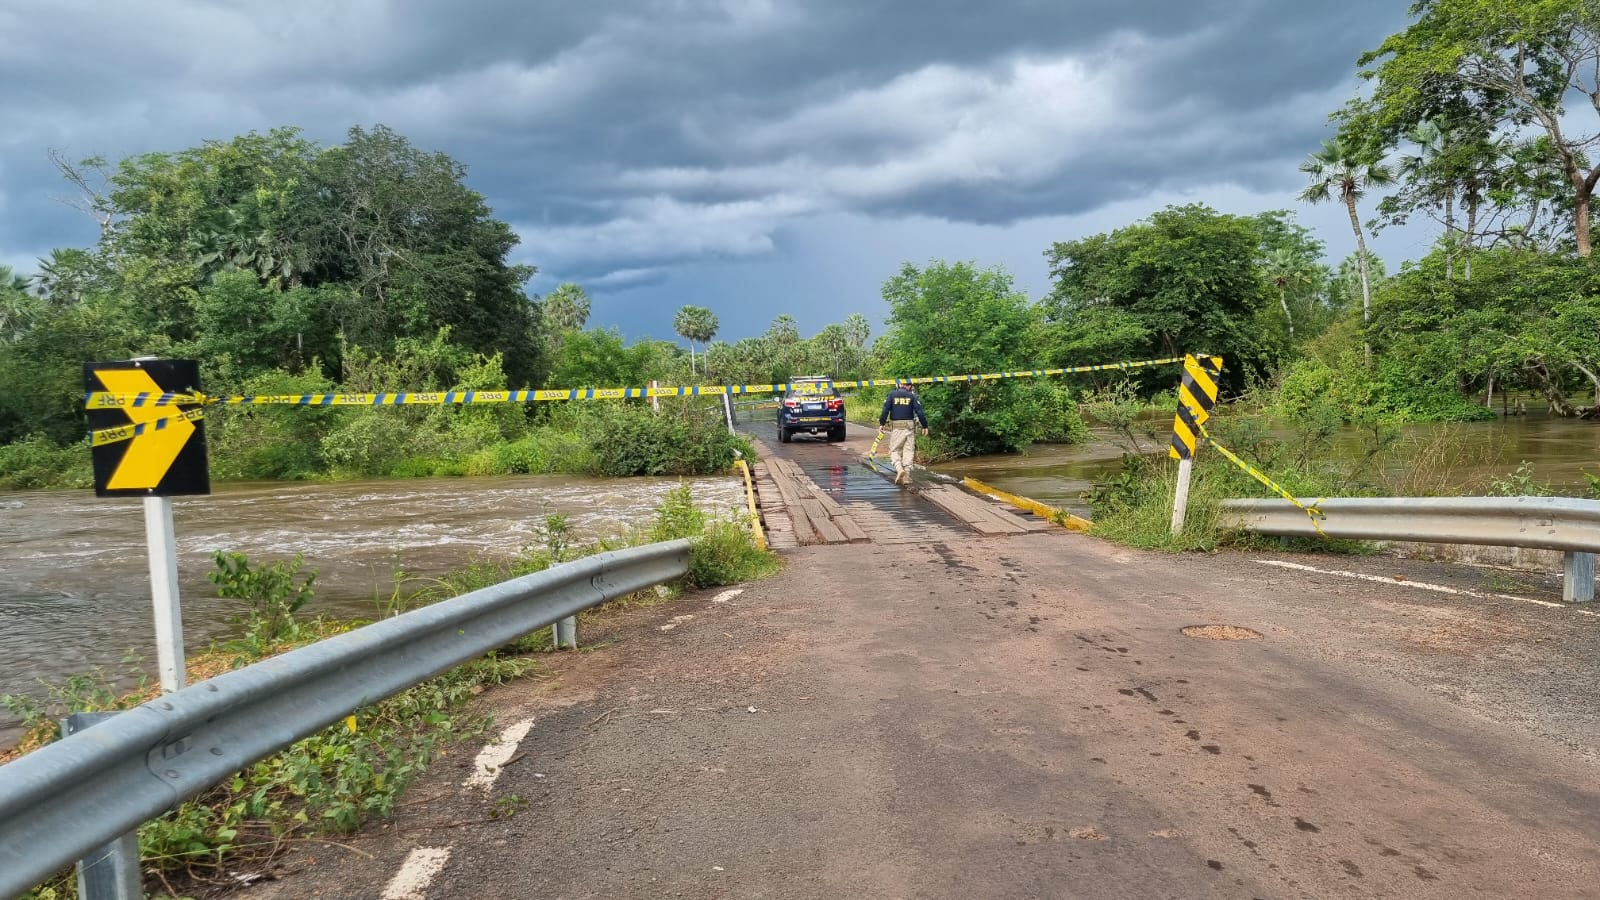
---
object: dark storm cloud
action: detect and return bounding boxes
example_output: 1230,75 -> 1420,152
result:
0,0 -> 1410,318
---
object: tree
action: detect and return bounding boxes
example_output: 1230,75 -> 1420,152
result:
543,283 -> 591,333
0,266 -> 40,342
813,323 -> 851,376
1043,205 -> 1277,390
844,312 -> 871,350
1299,137 -> 1393,347
1262,249 -> 1314,339
673,305 -> 718,374
882,261 -> 1081,454
1255,211 -> 1333,341
1353,0 -> 1600,255
41,126 -> 544,384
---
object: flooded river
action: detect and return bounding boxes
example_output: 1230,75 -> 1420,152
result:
0,474 -> 741,737
939,414 -> 1600,518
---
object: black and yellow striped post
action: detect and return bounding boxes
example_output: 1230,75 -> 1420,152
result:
1168,354 -> 1223,535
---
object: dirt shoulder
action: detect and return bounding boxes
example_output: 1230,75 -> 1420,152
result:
244,532 -> 1599,899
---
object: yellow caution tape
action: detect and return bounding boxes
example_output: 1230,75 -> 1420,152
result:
81,356 -> 1189,413
85,391 -> 207,410
1194,420 -> 1327,537
89,406 -> 206,448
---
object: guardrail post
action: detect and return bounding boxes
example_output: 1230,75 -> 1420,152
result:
553,615 -> 578,649
63,713 -> 142,900
1564,551 -> 1596,603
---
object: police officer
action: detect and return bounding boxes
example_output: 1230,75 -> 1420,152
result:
878,378 -> 929,485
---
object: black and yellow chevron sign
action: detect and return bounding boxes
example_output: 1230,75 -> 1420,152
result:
1168,354 -> 1223,460
84,359 -> 211,497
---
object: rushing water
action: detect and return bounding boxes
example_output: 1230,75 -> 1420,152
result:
938,414 -> 1600,518
0,474 -> 742,738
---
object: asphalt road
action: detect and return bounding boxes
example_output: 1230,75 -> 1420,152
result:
242,523 -> 1600,900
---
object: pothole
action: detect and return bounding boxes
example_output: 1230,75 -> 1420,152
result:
1181,624 -> 1263,641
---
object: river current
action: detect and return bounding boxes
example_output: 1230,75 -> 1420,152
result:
0,474 -> 742,738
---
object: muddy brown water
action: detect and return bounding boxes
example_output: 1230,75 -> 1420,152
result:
939,414 -> 1600,517
0,475 -> 741,739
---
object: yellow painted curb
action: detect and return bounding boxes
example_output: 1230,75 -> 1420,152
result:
960,477 -> 1092,533
735,459 -> 768,550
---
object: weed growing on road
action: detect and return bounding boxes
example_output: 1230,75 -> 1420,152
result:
489,793 -> 529,820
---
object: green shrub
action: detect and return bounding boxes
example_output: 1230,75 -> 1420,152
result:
207,370 -> 340,481
210,552 -> 317,656
651,482 -> 707,541
582,404 -> 747,477
688,518 -> 782,586
0,434 -> 92,490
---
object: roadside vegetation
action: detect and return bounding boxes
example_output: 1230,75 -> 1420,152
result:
1,484 -> 775,899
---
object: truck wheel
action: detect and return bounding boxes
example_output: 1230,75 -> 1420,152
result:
828,426 -> 846,442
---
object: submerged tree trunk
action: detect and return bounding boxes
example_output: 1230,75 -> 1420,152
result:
1484,373 -> 1494,410
1572,360 -> 1600,413
1523,359 -> 1580,417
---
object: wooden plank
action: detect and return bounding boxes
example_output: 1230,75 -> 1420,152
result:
833,513 -> 870,543
789,506 -> 817,544
921,486 -> 1027,535
801,499 -> 847,543
946,488 -> 1033,533
769,470 -> 803,507
811,489 -> 847,517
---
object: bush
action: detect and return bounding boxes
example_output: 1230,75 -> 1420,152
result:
582,403 -> 749,477
207,369 -> 340,481
689,518 -> 782,586
0,434 -> 92,490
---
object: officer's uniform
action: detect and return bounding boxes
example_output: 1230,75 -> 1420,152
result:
878,383 -> 928,485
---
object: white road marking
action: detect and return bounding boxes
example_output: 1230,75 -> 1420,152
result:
711,589 -> 744,603
1255,560 -> 1600,617
464,718 -> 535,790
382,847 -> 451,900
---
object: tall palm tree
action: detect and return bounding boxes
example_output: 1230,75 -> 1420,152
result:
543,282 -> 591,332
673,305 -> 719,375
1400,120 -> 1458,280
1299,138 -> 1393,349
1261,249 -> 1313,340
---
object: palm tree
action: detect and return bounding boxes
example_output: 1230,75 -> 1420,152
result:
673,305 -> 719,375
543,282 -> 591,332
0,266 -> 39,341
843,313 -> 871,349
1299,137 -> 1393,351
1400,120 -> 1458,281
1261,249 -> 1312,340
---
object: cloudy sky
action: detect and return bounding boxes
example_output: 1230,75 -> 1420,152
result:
0,0 -> 1427,343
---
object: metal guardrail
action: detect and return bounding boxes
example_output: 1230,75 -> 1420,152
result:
1220,496 -> 1598,603
0,540 -> 691,897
